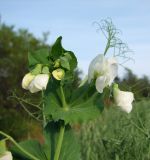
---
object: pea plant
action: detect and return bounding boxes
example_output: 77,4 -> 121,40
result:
0,19 -> 134,160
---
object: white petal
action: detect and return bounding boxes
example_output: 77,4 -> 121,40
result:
88,54 -> 105,82
94,55 -> 106,75
120,104 -> 133,113
106,57 -> 118,86
22,73 -> 35,90
116,90 -> 134,105
88,55 -> 118,87
0,151 -> 13,160
33,74 -> 49,90
28,74 -> 49,93
95,76 -> 106,93
107,57 -> 118,65
28,80 -> 41,93
114,88 -> 134,113
88,55 -> 118,92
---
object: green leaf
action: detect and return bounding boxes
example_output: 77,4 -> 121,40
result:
44,81 -> 104,124
64,52 -> 77,70
0,139 -> 6,155
60,52 -> 77,71
44,79 -> 62,119
50,36 -> 63,60
43,122 -> 81,160
60,57 -> 70,70
50,37 -> 77,71
11,140 -> 47,160
48,93 -> 103,124
28,48 -> 49,68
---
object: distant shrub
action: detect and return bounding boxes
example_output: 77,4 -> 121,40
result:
0,107 -> 42,141
79,100 -> 150,160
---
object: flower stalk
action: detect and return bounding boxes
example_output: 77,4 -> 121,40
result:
54,85 -> 67,160
0,131 -> 39,160
42,90 -> 46,127
54,124 -> 65,160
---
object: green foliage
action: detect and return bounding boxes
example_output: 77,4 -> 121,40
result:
0,23 -> 49,139
11,29 -> 104,160
28,48 -> 50,69
60,56 -> 70,70
61,52 -> 77,71
94,19 -> 131,57
2,21 -> 150,160
50,37 -> 77,71
12,140 -> 47,160
26,35 -> 103,125
48,37 -> 77,71
11,122 -> 81,160
79,100 -> 150,160
28,36 -> 77,78
50,37 -> 63,59
0,23 -> 82,144
43,122 -> 81,160
3,30 -> 82,159
44,80 -> 104,124
0,107 -> 31,140
115,69 -> 150,100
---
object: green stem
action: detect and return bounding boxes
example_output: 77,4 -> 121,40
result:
60,86 -> 68,110
18,98 -> 41,110
20,102 -> 42,122
0,131 -> 39,160
54,86 -> 66,160
54,124 -> 65,160
104,38 -> 111,56
42,90 -> 46,127
10,95 -> 41,110
104,29 -> 112,56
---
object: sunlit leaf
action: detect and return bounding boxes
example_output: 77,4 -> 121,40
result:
11,140 -> 47,160
44,81 -> 103,124
28,48 -> 49,69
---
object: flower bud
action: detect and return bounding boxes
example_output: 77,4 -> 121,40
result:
22,73 -> 35,90
54,59 -> 60,68
0,151 -> 13,160
113,84 -> 134,113
52,68 -> 65,80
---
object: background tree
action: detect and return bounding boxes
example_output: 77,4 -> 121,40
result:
115,68 -> 150,101
0,23 -> 49,140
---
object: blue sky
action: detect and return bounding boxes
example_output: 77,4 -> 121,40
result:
0,0 -> 150,78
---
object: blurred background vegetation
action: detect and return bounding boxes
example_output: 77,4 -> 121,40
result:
80,100 -> 150,160
0,23 -> 49,141
0,22 -> 150,159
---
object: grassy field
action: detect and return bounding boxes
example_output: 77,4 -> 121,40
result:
1,99 -> 150,160
79,100 -> 150,160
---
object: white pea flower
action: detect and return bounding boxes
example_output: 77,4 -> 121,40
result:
88,54 -> 118,93
28,74 -> 50,93
113,84 -> 134,113
0,151 -> 13,160
22,73 -> 35,90
52,68 -> 65,80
